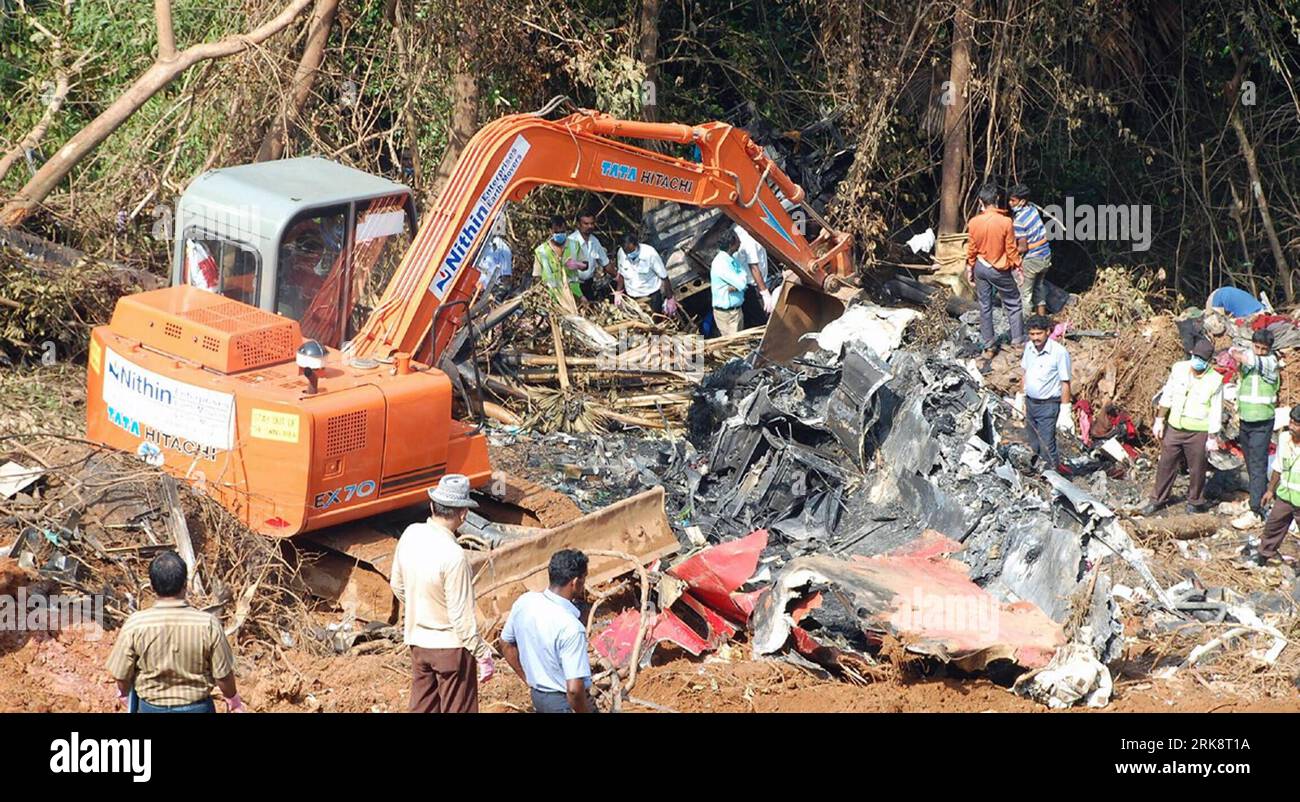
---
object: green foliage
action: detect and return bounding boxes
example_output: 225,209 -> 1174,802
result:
0,0 -> 1297,305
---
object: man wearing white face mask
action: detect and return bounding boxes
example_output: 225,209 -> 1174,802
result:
614,232 -> 677,316
1142,338 -> 1224,516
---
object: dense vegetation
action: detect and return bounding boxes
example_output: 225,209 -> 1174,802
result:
2,0 -> 1299,301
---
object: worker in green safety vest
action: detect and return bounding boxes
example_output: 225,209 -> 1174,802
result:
1229,328 -> 1280,530
1251,405 -> 1300,566
1141,338 -> 1223,516
531,214 -> 584,312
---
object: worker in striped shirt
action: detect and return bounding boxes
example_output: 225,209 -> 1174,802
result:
107,551 -> 244,713
1009,184 -> 1052,318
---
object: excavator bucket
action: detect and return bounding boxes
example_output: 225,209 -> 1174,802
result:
468,486 -> 679,631
298,484 -> 678,627
757,281 -> 849,365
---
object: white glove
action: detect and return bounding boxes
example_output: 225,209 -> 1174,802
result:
1152,418 -> 1165,440
1057,404 -> 1075,434
761,289 -> 774,314
1206,436 -> 1218,452
663,297 -> 679,316
1012,393 -> 1026,417
612,290 -> 625,308
477,657 -> 495,683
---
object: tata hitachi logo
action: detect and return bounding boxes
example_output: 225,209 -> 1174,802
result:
50,732 -> 151,783
106,362 -> 173,405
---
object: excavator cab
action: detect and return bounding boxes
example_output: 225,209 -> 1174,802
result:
172,157 -> 417,348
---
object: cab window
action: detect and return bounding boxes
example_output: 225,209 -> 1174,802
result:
276,207 -> 348,345
182,230 -> 260,305
347,194 -> 415,342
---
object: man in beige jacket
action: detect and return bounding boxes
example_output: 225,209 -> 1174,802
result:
390,474 -> 494,713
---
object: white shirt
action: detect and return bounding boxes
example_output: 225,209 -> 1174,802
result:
475,235 -> 513,288
501,589 -> 592,693
616,244 -> 668,297
389,520 -> 490,658
568,230 -> 609,282
733,225 -> 768,286
1021,338 -> 1072,400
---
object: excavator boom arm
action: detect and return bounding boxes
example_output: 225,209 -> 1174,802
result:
350,109 -> 854,361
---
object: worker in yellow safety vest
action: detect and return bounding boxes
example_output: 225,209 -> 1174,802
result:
1251,406 -> 1300,566
1228,328 -> 1280,530
532,214 -> 584,313
1141,338 -> 1223,516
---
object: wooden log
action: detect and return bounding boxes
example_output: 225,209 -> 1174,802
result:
483,401 -> 522,426
160,475 -> 205,595
484,376 -> 532,402
1128,513 -> 1222,540
549,317 -> 570,391
597,408 -> 670,429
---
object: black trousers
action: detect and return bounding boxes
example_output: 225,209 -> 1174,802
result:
1239,418 -> 1273,516
630,289 -> 664,314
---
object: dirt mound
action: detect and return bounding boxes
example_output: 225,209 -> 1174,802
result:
0,558 -> 32,597
1074,315 -> 1185,428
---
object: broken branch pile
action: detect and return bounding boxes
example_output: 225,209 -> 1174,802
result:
469,286 -> 763,433
0,244 -> 157,363
0,434 -> 311,648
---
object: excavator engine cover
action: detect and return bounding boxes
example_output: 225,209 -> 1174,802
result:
85,285 -> 491,537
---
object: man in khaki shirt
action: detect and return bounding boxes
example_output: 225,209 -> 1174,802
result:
107,551 -> 243,713
391,474 -> 494,713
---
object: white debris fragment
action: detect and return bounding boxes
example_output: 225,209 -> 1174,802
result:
1013,642 -> 1113,709
808,304 -> 921,358
905,227 -> 936,254
0,461 -> 44,499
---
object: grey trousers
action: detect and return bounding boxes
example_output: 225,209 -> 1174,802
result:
1025,396 -> 1061,467
1150,426 -> 1209,506
1261,496 -> 1297,558
1019,254 -> 1052,315
530,688 -> 574,713
974,261 -> 1024,350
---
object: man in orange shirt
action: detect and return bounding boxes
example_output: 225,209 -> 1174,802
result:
966,184 -> 1024,371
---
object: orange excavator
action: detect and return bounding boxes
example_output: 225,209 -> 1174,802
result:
84,103 -> 855,593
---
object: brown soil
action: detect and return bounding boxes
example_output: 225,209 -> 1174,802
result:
5,617 -> 1295,713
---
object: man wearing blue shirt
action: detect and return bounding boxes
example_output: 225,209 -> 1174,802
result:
710,230 -> 747,336
1021,315 -> 1073,474
1206,286 -> 1265,318
1009,184 -> 1052,318
500,549 -> 594,713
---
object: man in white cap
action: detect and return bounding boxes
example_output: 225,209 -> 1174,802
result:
390,474 -> 494,713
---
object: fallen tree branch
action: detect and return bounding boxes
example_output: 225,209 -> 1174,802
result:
1,0 -> 316,226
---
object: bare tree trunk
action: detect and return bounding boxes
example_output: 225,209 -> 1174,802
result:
256,0 -> 340,162
1,0 -> 315,227
1230,110 -> 1293,302
938,0 -> 974,235
387,0 -> 422,187
638,0 -> 663,215
432,13 -> 480,198
432,71 -> 478,195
